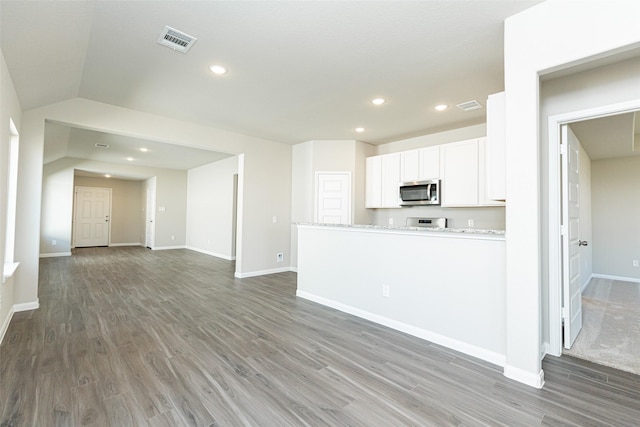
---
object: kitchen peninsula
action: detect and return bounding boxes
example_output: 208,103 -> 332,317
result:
296,223 -> 506,366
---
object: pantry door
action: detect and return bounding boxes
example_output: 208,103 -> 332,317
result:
315,172 -> 352,225
74,186 -> 111,247
561,125 -> 583,349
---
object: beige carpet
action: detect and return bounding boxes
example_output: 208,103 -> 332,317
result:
563,278 -> 640,376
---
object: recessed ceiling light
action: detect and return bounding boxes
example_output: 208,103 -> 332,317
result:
126,157 -> 134,161
140,147 -> 148,152
209,65 -> 228,75
435,104 -> 448,111
355,127 -> 365,133
371,98 -> 386,106
105,174 -> 111,178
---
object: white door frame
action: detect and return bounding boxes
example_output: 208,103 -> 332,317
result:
547,98 -> 640,356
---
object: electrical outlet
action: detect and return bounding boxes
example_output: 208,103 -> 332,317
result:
276,253 -> 284,262
272,216 -> 278,224
171,235 -> 175,241
52,240 -> 57,246
633,260 -> 639,267
388,218 -> 394,226
382,284 -> 390,297
467,219 -> 474,228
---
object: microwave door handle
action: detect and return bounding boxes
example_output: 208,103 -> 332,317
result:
427,183 -> 432,200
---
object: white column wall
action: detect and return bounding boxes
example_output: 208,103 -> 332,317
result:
504,1 -> 640,387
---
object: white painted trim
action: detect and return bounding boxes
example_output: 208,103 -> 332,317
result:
3,262 -> 19,283
0,306 -> 15,345
109,243 -> 144,247
592,273 -> 640,284
289,266 -> 298,273
235,267 -> 293,279
152,245 -> 186,251
185,246 -> 235,261
547,98 -> 640,358
296,290 -> 507,368
14,300 -> 39,312
504,365 -> 545,389
581,273 -> 595,292
39,252 -> 72,258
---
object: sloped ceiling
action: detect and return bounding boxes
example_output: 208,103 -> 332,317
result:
1,0 -> 542,151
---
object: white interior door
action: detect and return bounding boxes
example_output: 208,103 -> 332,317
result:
315,172 -> 352,224
562,125 -> 583,348
74,186 -> 111,247
145,183 -> 156,248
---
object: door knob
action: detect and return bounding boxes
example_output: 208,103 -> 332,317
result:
578,240 -> 588,246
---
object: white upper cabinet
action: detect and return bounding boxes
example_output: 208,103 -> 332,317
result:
418,146 -> 440,180
366,152 -> 401,208
381,153 -> 401,208
365,156 -> 382,208
400,146 -> 440,183
441,139 -> 479,207
486,91 -> 506,201
400,149 -> 420,182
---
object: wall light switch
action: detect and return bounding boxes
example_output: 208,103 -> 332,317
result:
272,216 -> 278,224
158,206 -> 166,212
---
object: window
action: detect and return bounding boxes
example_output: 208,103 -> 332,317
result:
3,118 -> 19,282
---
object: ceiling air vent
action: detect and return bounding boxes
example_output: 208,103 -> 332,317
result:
94,143 -> 110,149
456,100 -> 483,112
157,26 -> 197,53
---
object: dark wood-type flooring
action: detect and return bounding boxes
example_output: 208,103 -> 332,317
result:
1,247 -> 639,426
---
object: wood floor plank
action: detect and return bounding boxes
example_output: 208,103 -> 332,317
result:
1,247 -> 639,426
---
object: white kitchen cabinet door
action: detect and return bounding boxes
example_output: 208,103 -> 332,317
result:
486,92 -> 506,201
479,138 -> 505,207
365,155 -> 382,208
381,152 -> 401,208
441,139 -> 479,207
419,145 -> 440,180
400,149 -> 420,182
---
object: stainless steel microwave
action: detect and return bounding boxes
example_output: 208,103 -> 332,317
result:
399,179 -> 440,206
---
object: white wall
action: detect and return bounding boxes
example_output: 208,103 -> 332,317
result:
376,123 -> 486,154
186,156 -> 239,260
0,50 -> 23,341
504,0 -> 640,387
297,225 -> 506,365
290,140 -> 375,268
591,156 -> 640,280
40,157 -> 187,255
74,176 -> 143,246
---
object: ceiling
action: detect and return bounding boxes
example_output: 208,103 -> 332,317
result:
571,112 -> 640,161
0,0 -> 545,174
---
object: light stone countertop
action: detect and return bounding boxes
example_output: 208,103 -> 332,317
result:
296,222 -> 505,236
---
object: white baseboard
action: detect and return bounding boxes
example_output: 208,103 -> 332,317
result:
581,273 -> 595,292
504,364 -> 545,389
185,246 -> 235,261
109,243 -> 143,247
14,300 -> 39,312
0,306 -> 14,345
0,299 -> 39,345
235,267 -> 293,278
592,273 -> 640,283
289,266 -> 298,273
39,252 -> 71,258
296,290 -> 507,368
152,245 -> 186,251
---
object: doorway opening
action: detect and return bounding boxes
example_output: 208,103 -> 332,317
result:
548,99 -> 640,375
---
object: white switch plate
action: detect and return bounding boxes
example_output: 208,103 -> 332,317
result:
272,216 -> 278,224
388,218 -> 394,226
382,284 -> 390,297
468,219 -> 474,227
276,253 -> 284,262
633,260 -> 638,267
